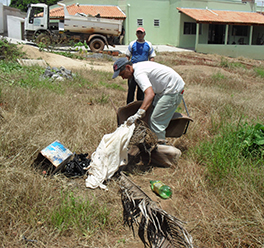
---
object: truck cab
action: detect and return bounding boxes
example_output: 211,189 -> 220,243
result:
24,3 -> 49,41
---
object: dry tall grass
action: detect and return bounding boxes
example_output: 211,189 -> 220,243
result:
0,49 -> 264,247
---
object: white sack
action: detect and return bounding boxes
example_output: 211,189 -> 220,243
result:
85,122 -> 135,190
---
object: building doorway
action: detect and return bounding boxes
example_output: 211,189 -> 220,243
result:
208,24 -> 225,44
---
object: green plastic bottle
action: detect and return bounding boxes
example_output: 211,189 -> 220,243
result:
150,180 -> 172,199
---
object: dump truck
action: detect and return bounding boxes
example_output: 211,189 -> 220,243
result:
24,2 -> 123,52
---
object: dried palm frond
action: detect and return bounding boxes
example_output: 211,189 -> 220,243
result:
128,119 -> 158,165
119,172 -> 193,248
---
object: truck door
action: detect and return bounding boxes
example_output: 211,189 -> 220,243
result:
25,5 -> 48,32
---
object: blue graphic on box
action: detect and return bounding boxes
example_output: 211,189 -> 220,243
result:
41,141 -> 73,167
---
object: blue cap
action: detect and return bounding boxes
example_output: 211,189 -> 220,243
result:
112,57 -> 128,79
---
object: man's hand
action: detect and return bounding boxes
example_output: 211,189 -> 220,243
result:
126,109 -> 146,126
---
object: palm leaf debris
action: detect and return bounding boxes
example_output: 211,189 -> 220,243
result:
127,119 -> 158,166
119,172 -> 193,248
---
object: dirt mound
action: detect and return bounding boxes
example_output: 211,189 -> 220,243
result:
19,44 -> 114,72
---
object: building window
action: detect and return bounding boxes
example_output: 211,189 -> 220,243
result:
154,19 -> 160,27
137,19 -> 143,26
184,22 -> 202,35
232,25 -> 248,36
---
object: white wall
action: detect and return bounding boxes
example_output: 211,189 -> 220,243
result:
0,3 -> 3,34
0,0 -> 11,6
7,15 -> 24,40
1,5 -> 26,35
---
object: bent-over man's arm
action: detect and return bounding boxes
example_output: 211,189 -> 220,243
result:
140,87 -> 155,111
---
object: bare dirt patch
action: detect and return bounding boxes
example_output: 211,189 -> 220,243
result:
20,44 -> 114,72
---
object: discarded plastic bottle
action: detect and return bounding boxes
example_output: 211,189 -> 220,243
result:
150,180 -> 172,199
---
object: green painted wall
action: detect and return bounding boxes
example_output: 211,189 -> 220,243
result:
125,0 -> 170,44
197,43 -> 264,60
178,14 -> 198,48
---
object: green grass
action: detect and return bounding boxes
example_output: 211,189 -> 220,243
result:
50,190 -> 110,234
211,71 -> 225,81
99,81 -> 125,90
254,67 -> 264,78
220,57 -> 245,69
0,61 -> 67,93
93,92 -> 109,104
191,120 -> 264,195
0,60 -> 22,71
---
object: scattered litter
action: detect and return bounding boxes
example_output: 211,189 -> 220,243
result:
61,153 -> 91,178
39,66 -> 75,81
32,140 -> 73,175
22,235 -> 38,243
32,141 -> 91,178
85,122 -> 135,190
120,172 -> 193,248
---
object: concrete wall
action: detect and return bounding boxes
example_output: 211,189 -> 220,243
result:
178,14 -> 199,48
197,43 -> 264,60
0,3 -> 4,34
7,15 -> 24,40
125,0 -> 170,45
0,4 -> 26,35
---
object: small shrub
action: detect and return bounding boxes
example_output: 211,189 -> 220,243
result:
0,60 -> 22,73
236,122 -> 264,158
74,41 -> 89,50
0,37 -> 25,61
37,42 -> 49,52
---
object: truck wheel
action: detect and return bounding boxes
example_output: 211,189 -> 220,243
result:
89,38 -> 105,53
35,34 -> 51,46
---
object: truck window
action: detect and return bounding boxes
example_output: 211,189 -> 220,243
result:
29,7 -> 44,24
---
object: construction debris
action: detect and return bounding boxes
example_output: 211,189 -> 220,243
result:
17,58 -> 47,67
40,66 -> 74,81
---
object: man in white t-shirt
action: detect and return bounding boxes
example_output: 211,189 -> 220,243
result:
112,57 -> 185,143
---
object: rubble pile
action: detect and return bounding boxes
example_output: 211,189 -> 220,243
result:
40,66 -> 74,81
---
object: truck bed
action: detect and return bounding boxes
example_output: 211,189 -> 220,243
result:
63,15 -> 122,36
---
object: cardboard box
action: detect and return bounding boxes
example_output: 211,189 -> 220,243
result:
34,140 -> 73,175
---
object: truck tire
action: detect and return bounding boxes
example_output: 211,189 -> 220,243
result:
35,34 -> 52,46
89,38 -> 105,53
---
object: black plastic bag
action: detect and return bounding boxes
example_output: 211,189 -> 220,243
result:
62,153 -> 91,178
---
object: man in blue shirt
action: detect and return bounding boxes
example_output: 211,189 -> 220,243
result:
125,27 -> 156,104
